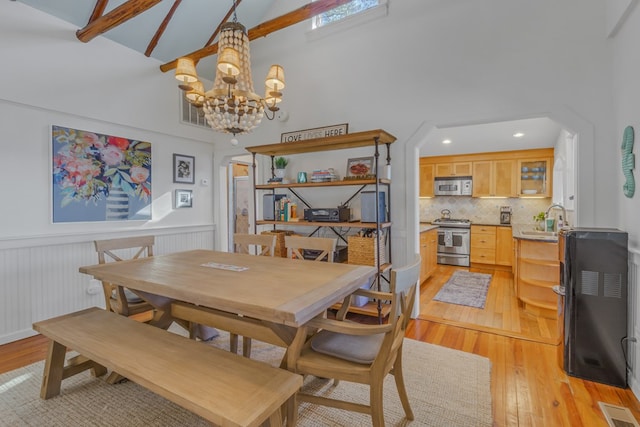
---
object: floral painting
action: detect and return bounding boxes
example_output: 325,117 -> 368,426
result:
52,125 -> 152,222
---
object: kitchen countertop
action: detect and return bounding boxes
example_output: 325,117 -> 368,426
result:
511,224 -> 559,242
470,222 -> 512,227
419,223 -> 439,233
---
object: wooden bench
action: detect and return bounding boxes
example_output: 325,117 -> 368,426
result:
33,307 -> 302,427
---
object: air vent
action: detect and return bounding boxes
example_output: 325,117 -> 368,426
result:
580,270 -> 599,296
180,94 -> 211,129
599,402 -> 640,427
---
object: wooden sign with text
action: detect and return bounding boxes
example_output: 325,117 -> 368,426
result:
281,123 -> 348,143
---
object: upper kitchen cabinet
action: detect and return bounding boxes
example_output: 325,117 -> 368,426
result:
472,159 -> 517,197
518,158 -> 552,197
435,162 -> 472,177
419,160 -> 434,197
421,148 -> 554,198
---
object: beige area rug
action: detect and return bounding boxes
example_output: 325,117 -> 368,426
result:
0,330 -> 492,426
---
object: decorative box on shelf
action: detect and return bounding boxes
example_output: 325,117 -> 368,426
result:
347,234 -> 387,266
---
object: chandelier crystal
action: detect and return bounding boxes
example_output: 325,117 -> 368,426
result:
174,2 -> 285,138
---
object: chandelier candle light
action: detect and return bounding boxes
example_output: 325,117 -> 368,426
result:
174,1 -> 285,145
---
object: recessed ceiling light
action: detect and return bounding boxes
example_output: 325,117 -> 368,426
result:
442,139 -> 452,144
513,132 -> 525,138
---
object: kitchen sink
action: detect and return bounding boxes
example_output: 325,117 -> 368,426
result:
520,230 -> 557,237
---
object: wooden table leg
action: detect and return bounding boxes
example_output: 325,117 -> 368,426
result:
40,340 -> 66,399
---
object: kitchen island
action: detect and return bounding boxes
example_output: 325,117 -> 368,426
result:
512,224 -> 560,319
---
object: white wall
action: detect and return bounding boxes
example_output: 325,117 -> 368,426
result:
2,0 -> 636,356
224,0 -> 619,263
0,2 -> 220,343
609,0 -> 640,397
0,2 -> 217,240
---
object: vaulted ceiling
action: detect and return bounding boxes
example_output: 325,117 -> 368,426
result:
15,0 -> 351,75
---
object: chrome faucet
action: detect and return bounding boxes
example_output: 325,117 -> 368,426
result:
545,203 -> 567,229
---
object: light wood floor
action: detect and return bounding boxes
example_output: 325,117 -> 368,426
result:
1,267 -> 640,426
419,264 -> 559,344
411,264 -> 640,426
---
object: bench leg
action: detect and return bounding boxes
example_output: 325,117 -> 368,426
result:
242,336 -> 252,358
230,333 -> 239,353
40,340 -> 66,399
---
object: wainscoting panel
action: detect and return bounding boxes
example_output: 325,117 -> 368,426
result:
629,248 -> 640,400
0,226 -> 215,345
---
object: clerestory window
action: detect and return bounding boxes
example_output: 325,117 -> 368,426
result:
312,0 -> 380,29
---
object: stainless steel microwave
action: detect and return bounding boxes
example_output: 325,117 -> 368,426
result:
434,176 -> 472,196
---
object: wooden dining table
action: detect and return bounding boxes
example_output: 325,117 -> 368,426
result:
79,249 -> 376,359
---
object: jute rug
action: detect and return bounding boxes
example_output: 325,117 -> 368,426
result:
0,330 -> 492,426
433,271 -> 493,309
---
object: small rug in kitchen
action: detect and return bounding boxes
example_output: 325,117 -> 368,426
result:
433,270 -> 493,309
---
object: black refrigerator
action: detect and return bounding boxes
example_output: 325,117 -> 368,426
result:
559,227 -> 628,388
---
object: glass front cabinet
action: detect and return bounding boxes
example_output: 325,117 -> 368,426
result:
517,158 -> 552,197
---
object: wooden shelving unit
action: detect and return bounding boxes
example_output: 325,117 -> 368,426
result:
246,129 -> 396,321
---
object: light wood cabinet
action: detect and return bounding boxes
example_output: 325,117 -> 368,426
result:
435,162 -> 472,177
515,238 -> 559,318
419,161 -> 434,197
472,160 -> 517,197
470,225 -> 513,268
420,148 -> 554,198
470,225 -> 496,265
517,158 -> 552,197
419,228 -> 438,283
495,226 -> 513,266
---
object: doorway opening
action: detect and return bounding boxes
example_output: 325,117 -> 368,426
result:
226,157 -> 252,252
411,114 -> 580,344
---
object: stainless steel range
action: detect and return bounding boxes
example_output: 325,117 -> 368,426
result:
432,218 -> 471,267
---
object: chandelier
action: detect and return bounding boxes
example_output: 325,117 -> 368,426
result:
174,1 -> 285,141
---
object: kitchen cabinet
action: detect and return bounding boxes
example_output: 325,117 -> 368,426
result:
435,162 -> 472,177
517,158 -> 552,197
419,228 -> 438,283
420,148 -> 554,198
495,226 -> 513,266
470,225 -> 496,265
419,161 -> 434,197
472,160 -> 517,197
470,225 -> 513,268
245,129 -> 395,319
514,238 -> 559,318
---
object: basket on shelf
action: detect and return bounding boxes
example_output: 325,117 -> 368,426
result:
347,234 -> 387,266
261,230 -> 295,258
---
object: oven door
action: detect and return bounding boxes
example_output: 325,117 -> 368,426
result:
437,228 -> 470,255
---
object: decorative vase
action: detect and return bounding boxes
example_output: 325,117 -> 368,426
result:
274,169 -> 286,179
106,184 -> 129,221
536,220 -> 546,231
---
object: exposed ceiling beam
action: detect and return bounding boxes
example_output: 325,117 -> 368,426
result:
76,0 -> 162,43
159,0 -> 353,73
145,0 -> 182,57
88,0 -> 109,24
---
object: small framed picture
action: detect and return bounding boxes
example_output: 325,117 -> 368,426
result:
173,154 -> 195,184
175,189 -> 193,208
346,156 -> 375,178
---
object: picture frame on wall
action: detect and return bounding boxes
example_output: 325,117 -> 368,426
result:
175,189 -> 193,208
173,154 -> 195,184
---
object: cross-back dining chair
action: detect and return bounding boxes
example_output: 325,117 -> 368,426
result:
231,233 -> 277,358
233,233 -> 277,257
289,256 -> 421,427
94,236 -> 157,320
284,235 -> 337,262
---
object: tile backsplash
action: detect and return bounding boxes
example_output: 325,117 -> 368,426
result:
420,197 -> 557,225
